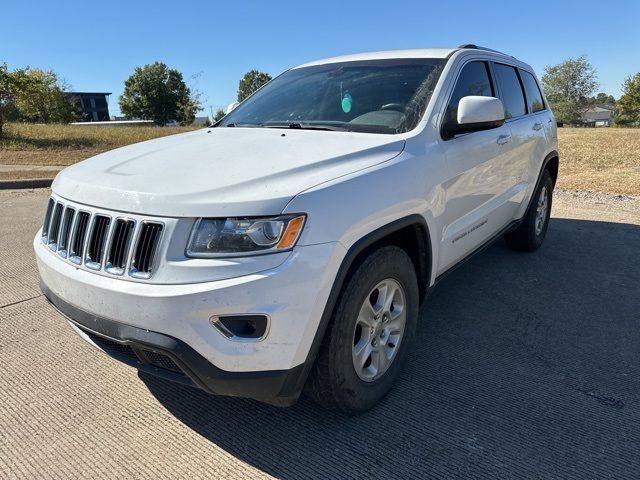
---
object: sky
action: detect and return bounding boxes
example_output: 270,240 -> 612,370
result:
3,0 -> 639,117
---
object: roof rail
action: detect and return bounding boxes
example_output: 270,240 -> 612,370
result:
457,44 -> 513,57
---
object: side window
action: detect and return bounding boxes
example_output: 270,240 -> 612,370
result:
520,70 -> 545,113
444,61 -> 493,126
493,64 -> 526,119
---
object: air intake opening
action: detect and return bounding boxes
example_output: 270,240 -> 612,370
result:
47,203 -> 64,250
130,222 -> 163,278
69,211 -> 90,265
57,207 -> 75,258
42,198 -> 54,241
86,215 -> 111,270
140,350 -> 182,372
211,315 -> 269,340
105,219 -> 135,275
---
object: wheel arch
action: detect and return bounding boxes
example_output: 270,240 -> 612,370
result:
291,214 -> 433,396
337,215 -> 433,304
544,150 -> 559,186
524,150 -> 559,215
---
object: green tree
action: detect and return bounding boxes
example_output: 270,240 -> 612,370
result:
541,56 -> 598,124
10,66 -> 78,124
119,62 -> 201,125
237,70 -> 272,102
0,62 -> 16,136
593,92 -> 616,105
614,73 -> 640,126
213,108 -> 225,122
176,87 -> 201,126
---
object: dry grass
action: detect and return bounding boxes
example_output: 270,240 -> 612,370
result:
557,128 -> 640,196
0,170 -> 63,181
1,123 -> 639,195
0,123 -> 199,166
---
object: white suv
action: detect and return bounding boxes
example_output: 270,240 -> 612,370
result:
35,45 -> 558,413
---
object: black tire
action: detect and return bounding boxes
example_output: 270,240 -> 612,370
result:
505,169 -> 554,252
305,246 -> 419,413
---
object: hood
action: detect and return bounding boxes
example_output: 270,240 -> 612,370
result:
53,128 -> 405,217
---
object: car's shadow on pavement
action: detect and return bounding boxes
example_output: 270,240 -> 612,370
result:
141,217 -> 640,479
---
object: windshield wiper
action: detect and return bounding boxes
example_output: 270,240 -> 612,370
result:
224,123 -> 263,128
263,122 -> 350,132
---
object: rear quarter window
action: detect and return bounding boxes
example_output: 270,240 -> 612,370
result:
519,70 -> 545,113
493,63 -> 526,119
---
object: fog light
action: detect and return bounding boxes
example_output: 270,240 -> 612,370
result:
210,314 -> 269,340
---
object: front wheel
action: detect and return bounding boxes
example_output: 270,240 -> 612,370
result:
305,246 -> 419,413
505,169 -> 554,251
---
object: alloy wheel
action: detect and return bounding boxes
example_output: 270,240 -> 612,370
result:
535,185 -> 549,236
351,278 -> 407,382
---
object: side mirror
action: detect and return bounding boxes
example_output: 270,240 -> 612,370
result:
444,96 -> 505,138
226,102 -> 240,114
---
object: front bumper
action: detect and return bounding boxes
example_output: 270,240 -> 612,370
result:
41,282 -> 305,406
35,234 -> 346,405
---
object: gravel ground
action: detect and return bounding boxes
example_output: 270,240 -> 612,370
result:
1,188 -> 639,479
553,189 -> 640,224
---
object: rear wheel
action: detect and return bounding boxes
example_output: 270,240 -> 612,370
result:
505,169 -> 553,251
305,246 -> 419,413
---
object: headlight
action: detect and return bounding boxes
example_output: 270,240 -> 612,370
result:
186,214 -> 306,258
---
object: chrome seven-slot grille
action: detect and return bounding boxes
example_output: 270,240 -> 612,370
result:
41,197 -> 164,279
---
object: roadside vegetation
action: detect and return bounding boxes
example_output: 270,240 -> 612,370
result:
1,54 -> 639,193
0,122 -> 638,195
0,123 -> 199,180
557,128 -> 640,196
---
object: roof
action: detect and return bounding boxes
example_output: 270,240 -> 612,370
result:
293,46 -> 520,69
582,108 -> 614,121
67,92 -> 112,96
589,105 -> 615,112
294,49 -> 457,68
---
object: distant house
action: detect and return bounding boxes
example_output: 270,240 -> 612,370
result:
193,116 -> 211,126
163,117 -> 211,127
68,92 -> 111,122
581,105 -> 615,127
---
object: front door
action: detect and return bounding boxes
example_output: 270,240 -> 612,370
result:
437,60 -> 520,274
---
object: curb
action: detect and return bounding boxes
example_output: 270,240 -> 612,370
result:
0,178 -> 53,190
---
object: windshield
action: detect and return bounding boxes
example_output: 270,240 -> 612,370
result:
219,58 -> 446,134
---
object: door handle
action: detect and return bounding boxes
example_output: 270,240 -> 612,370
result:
533,122 -> 543,131
497,134 -> 512,145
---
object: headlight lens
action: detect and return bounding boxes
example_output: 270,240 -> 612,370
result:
186,214 -> 306,257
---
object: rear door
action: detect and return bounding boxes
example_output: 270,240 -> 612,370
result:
518,68 -> 556,215
492,64 -> 551,221
437,60 -> 516,274
519,68 -> 555,145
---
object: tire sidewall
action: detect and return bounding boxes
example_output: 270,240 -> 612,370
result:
328,246 -> 419,411
528,171 -> 553,249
